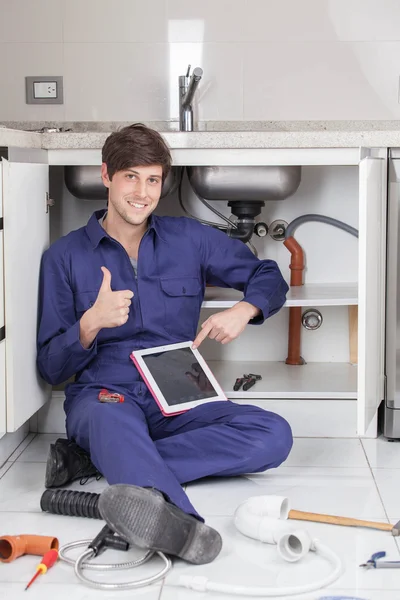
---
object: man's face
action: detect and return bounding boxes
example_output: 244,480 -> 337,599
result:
101,163 -> 163,226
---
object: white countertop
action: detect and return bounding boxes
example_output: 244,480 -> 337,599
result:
0,127 -> 41,149
41,129 -> 400,149
2,121 -> 400,149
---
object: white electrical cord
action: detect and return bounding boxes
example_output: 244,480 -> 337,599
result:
171,539 -> 342,597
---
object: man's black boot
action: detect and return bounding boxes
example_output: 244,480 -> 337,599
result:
45,438 -> 101,488
98,484 -> 222,565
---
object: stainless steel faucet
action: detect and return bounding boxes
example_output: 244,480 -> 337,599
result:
179,65 -> 203,131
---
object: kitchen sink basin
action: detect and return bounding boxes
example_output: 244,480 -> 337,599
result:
187,166 -> 301,202
64,165 -> 181,201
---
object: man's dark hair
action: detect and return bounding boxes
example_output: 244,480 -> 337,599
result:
102,123 -> 172,181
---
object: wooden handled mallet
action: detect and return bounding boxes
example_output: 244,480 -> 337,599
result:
259,496 -> 399,536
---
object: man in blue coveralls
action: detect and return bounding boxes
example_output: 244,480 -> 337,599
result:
37,124 -> 293,565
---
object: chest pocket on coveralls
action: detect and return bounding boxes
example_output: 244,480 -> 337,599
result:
74,291 -> 98,319
160,277 -> 201,337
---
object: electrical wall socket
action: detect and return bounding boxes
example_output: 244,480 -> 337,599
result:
25,76 -> 63,104
34,81 -> 57,99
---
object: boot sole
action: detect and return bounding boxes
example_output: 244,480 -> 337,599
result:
98,484 -> 222,565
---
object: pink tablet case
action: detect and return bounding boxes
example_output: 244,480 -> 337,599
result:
130,352 -> 187,416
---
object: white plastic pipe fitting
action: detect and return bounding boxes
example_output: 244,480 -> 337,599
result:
234,495 -> 312,563
277,530 -> 313,563
235,494 -> 290,520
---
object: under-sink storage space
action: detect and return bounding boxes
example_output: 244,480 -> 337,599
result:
183,165 -> 361,408
0,145 -> 386,438
37,153 -> 384,438
199,305 -> 357,399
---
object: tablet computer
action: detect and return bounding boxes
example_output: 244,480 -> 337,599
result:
130,341 -> 227,416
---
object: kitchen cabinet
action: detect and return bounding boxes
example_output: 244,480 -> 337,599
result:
0,143 -> 388,437
381,152 -> 400,439
0,162 -> 5,440
177,150 -> 386,437
1,152 -> 51,433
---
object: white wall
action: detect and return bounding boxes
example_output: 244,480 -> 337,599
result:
1,0 -> 400,122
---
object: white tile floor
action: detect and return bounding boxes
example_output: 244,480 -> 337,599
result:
1,435 -> 400,600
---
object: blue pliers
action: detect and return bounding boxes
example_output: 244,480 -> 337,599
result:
360,551 -> 400,569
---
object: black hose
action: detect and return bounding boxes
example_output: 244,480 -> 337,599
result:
285,214 -> 358,239
40,489 -> 102,519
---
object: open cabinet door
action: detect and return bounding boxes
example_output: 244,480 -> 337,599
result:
2,159 -> 51,431
0,162 -> 5,438
358,156 -> 387,435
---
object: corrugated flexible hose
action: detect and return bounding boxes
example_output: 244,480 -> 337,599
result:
40,489 -> 102,519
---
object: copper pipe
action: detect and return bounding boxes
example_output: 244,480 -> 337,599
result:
283,236 -> 305,365
0,535 -> 59,563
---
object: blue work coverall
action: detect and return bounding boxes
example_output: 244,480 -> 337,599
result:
37,209 -> 293,518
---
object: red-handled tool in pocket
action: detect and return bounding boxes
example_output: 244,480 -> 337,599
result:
98,389 -> 125,403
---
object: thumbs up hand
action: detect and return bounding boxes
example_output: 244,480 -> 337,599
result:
99,266 -> 112,293
79,267 -> 134,348
91,267 -> 134,329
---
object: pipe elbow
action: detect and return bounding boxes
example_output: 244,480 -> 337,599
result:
227,221 -> 254,243
283,236 -> 304,266
283,236 -> 304,286
0,535 -> 59,563
233,496 -> 313,563
233,495 -> 291,543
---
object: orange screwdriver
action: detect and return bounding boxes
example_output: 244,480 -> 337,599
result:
25,549 -> 58,590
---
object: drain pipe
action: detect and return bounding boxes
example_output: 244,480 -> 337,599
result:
283,236 -> 305,366
285,214 -> 358,240
283,214 -> 359,367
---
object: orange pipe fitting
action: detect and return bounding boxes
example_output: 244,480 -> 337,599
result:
0,535 -> 59,563
283,236 -> 305,366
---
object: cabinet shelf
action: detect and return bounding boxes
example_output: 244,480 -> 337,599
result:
202,283 -> 358,308
208,360 -> 357,399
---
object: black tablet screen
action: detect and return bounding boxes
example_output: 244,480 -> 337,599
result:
142,347 -> 217,406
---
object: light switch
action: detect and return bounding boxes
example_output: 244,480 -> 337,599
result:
25,76 -> 63,104
33,81 -> 57,99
